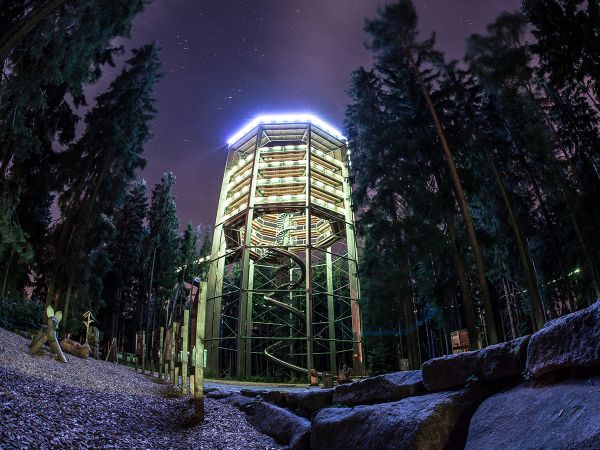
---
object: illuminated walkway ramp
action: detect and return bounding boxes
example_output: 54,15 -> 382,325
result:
204,115 -> 364,380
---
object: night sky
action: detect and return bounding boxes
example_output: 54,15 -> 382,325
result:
115,0 -> 521,228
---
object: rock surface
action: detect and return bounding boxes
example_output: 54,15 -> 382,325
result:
466,375 -> 600,450
240,388 -> 287,406
206,389 -> 232,399
332,370 -> 424,406
253,401 -> 311,450
526,299 -> 600,377
261,390 -> 287,406
422,336 -> 529,391
240,388 -> 268,397
222,392 -> 257,413
286,389 -> 333,412
311,387 -> 491,450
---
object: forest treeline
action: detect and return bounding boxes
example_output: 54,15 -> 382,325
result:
0,1 -> 210,351
347,0 -> 600,372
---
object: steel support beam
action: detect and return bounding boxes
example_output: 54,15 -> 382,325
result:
326,248 -> 337,373
305,125 -> 314,380
237,127 -> 263,378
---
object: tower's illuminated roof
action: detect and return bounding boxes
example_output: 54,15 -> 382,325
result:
226,114 -> 346,146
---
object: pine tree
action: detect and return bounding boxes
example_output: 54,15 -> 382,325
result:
48,44 -> 161,333
178,222 -> 200,308
0,0 -> 147,299
198,225 -> 213,279
144,173 -> 181,336
364,0 -> 499,344
0,0 -> 67,59
346,67 -> 425,368
523,0 -> 600,299
0,197 -> 33,299
101,181 -> 149,346
466,11 -> 600,310
523,0 -> 600,103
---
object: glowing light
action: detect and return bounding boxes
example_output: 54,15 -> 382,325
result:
227,114 -> 346,146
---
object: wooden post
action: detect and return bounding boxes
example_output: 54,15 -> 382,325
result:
142,332 -> 146,374
148,332 -> 153,376
170,322 -> 178,385
181,309 -> 190,395
135,332 -> 142,372
190,372 -> 195,397
159,326 -> 164,379
193,282 -> 207,423
164,326 -> 173,380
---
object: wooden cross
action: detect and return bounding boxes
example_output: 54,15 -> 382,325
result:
83,311 -> 95,344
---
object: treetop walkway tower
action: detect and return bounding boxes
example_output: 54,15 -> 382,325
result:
204,114 -> 363,380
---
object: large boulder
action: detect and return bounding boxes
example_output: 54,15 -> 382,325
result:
261,390 -> 287,407
286,389 -> 333,412
240,389 -> 287,406
222,393 -> 256,413
465,376 -> 600,449
240,388 -> 267,397
311,386 -> 491,450
526,299 -> 600,378
206,389 -> 232,399
332,370 -> 424,406
422,336 -> 529,391
253,401 -> 311,450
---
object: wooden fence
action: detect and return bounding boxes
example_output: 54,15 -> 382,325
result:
130,281 -> 207,421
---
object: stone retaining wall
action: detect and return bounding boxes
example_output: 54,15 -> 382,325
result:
207,299 -> 600,449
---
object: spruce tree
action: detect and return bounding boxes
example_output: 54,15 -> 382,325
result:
145,173 -> 181,336
346,1 -> 501,355
364,0 -> 499,344
101,181 -> 149,346
48,44 -> 161,333
0,0 -> 146,298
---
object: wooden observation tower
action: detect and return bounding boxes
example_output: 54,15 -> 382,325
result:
204,115 -> 363,380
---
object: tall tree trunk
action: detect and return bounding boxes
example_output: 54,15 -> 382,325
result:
482,145 -> 545,329
59,278 -> 73,336
145,247 -> 157,336
404,46 -> 498,344
402,257 -> 422,368
402,292 -> 420,368
111,288 -> 122,341
47,153 -> 111,313
0,0 -> 67,60
444,198 -> 479,349
502,277 -> 518,339
1,247 -> 15,298
496,108 -> 589,300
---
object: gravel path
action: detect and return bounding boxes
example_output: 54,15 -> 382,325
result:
0,327 -> 282,449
